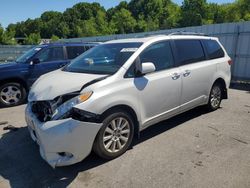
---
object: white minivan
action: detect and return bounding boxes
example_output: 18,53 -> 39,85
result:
25,34 -> 231,168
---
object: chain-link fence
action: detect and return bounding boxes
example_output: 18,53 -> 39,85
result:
0,45 -> 34,63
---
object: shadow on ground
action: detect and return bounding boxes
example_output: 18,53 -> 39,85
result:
0,106 -> 208,188
230,82 -> 250,92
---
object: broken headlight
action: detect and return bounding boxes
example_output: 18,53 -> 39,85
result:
51,91 -> 93,120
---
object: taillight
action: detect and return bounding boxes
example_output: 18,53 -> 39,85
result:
228,59 -> 233,65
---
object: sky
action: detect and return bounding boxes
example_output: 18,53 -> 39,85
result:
0,0 -> 235,28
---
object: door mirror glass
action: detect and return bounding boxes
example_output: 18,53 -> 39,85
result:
140,62 -> 156,75
30,58 -> 40,65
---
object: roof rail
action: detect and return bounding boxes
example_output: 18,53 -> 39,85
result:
168,31 -> 207,36
53,41 -> 102,45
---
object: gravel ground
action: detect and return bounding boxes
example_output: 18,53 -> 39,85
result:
0,89 -> 250,188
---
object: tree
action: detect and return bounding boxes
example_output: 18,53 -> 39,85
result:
0,25 -> 17,45
110,8 -> 137,34
0,24 -> 4,42
77,19 -> 99,37
3,0 -> 250,40
107,1 -> 129,21
135,15 -> 148,32
159,2 -> 181,29
180,0 -> 207,27
40,11 -> 66,38
11,21 -> 26,37
237,0 -> 250,20
51,35 -> 60,42
24,33 -> 41,45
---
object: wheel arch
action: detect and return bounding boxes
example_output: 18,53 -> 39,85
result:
212,77 -> 228,99
100,104 -> 140,138
0,77 -> 28,91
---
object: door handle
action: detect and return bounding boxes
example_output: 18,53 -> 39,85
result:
183,70 -> 191,77
171,73 -> 181,80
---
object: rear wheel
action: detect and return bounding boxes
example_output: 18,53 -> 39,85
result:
93,111 -> 134,159
207,83 -> 222,111
0,82 -> 27,107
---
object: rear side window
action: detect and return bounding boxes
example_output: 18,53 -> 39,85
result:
35,47 -> 64,63
203,40 -> 225,59
66,46 -> 92,59
174,40 -> 205,65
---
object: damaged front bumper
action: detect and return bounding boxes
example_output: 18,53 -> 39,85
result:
25,104 -> 102,168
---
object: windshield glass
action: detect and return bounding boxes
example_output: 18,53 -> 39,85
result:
63,42 -> 142,74
16,46 -> 43,63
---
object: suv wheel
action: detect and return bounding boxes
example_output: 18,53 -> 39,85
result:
93,111 -> 134,159
207,83 -> 222,111
0,82 -> 27,107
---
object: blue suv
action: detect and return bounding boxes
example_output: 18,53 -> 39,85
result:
0,42 -> 99,107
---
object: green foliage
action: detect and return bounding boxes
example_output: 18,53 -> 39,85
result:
0,25 -> 4,42
110,8 -> 137,34
180,0 -> 206,27
51,35 -> 60,41
0,0 -> 249,43
159,2 -> 181,29
0,24 -> 17,45
24,33 -> 41,45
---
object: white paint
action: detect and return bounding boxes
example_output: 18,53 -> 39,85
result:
25,35 -> 231,167
120,48 -> 138,52
28,69 -> 107,101
25,104 -> 102,168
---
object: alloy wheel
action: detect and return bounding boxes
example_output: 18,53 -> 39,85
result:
210,85 -> 221,109
0,85 -> 22,105
102,117 -> 131,153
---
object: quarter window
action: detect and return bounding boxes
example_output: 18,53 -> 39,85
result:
174,40 -> 205,65
203,40 -> 225,59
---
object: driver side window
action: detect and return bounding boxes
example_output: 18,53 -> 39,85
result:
140,41 -> 174,71
35,47 -> 64,63
125,41 -> 174,78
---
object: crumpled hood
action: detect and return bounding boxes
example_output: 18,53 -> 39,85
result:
29,69 -> 107,101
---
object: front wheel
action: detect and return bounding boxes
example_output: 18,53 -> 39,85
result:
206,83 -> 222,111
93,111 -> 134,159
0,82 -> 27,107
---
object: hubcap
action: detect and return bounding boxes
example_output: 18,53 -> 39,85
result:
0,85 -> 21,105
103,117 -> 130,153
210,86 -> 221,108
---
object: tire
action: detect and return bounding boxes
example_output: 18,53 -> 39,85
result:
0,82 -> 27,107
93,110 -> 135,160
206,83 -> 222,111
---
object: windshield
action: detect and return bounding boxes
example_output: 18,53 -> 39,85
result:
63,42 -> 142,74
16,46 -> 44,63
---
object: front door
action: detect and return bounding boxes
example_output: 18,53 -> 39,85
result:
134,41 -> 182,128
28,46 -> 68,86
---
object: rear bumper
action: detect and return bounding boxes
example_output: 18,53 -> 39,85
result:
25,104 -> 102,168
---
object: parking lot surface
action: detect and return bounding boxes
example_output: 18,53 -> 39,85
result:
0,89 -> 250,188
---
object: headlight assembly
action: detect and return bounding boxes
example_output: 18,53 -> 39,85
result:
52,91 -> 93,120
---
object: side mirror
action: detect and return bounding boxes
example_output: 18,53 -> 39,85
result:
30,58 -> 40,65
140,62 -> 156,75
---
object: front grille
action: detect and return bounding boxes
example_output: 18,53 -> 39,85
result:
31,101 -> 53,122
